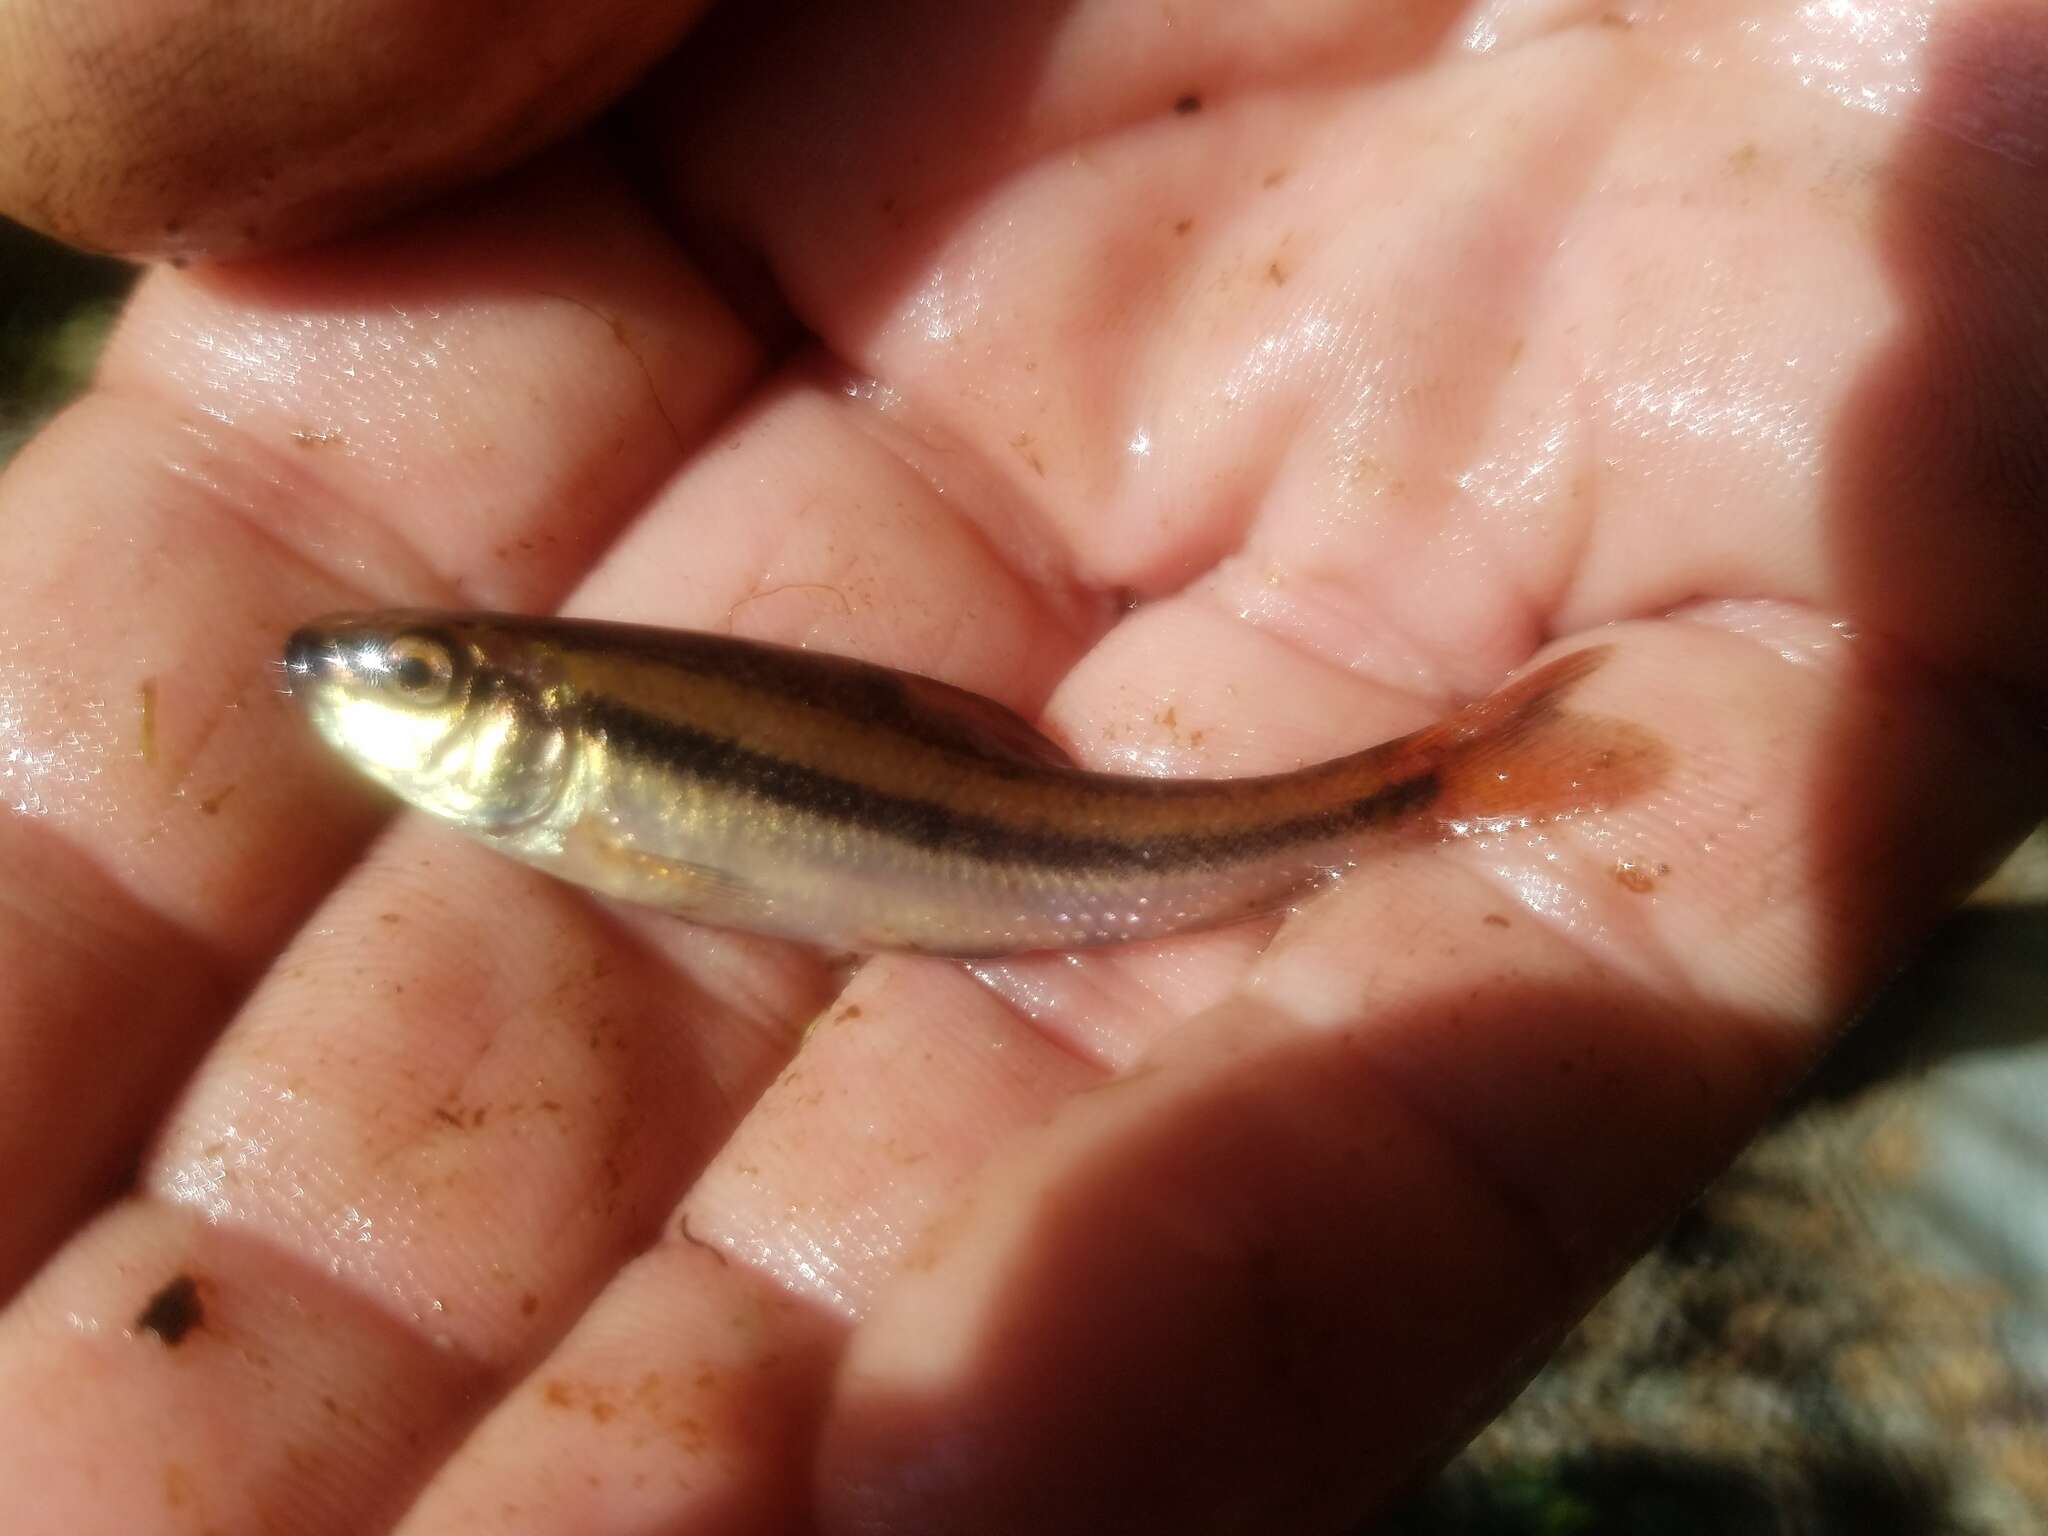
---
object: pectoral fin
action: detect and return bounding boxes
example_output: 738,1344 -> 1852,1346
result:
559,821 -> 781,927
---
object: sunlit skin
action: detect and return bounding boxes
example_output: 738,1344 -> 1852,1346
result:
0,3 -> 2044,1534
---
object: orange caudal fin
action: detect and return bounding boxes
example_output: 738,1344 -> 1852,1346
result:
1407,646 -> 1668,829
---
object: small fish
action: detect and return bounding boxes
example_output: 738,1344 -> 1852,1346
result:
284,612 -> 1663,955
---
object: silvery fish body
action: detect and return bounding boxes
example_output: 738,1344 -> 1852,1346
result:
286,612 -> 1658,955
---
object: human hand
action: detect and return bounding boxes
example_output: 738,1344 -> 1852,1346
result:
1,2 -> 2043,1531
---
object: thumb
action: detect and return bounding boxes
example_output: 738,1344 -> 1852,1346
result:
0,0 -> 708,258
817,627 -> 2043,1534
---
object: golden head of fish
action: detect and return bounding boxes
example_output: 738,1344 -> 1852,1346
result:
284,612 -> 571,830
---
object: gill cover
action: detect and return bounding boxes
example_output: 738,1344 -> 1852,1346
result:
285,615 -> 570,832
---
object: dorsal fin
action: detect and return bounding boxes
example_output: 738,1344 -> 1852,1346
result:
894,673 -> 1078,769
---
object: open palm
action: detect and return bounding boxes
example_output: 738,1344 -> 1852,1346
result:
1,2 -> 2043,1531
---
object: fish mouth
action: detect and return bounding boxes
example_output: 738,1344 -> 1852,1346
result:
282,625 -> 361,708
282,626 -> 329,687
283,614 -> 383,694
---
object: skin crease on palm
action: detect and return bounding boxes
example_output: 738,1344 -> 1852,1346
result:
0,0 -> 2044,1530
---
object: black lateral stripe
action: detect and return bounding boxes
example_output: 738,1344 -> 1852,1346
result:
586,699 -> 1440,872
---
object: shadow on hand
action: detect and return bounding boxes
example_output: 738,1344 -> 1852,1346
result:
820,965 -> 1795,1534
1812,0 -> 2048,1001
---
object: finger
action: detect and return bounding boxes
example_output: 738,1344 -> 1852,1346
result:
818,619 -> 2045,1532
682,956 -> 1107,1317
393,1240 -> 841,1536
377,373 -> 1119,1530
0,0 -> 712,256
562,367 -> 1111,696
0,149 -> 755,1296
1,1204 -> 481,1534
393,957 -> 1096,1535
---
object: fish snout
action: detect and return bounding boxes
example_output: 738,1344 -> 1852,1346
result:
282,625 -> 344,695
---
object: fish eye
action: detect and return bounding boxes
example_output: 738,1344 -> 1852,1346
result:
382,633 -> 457,706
